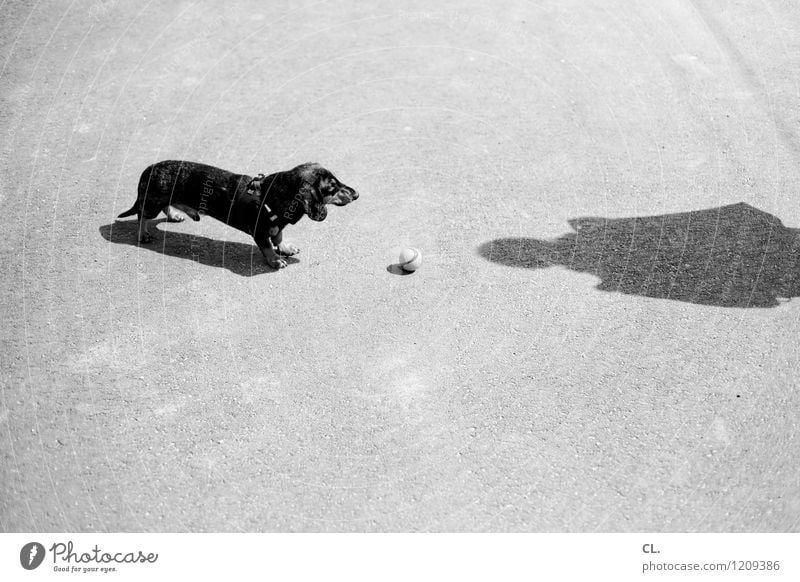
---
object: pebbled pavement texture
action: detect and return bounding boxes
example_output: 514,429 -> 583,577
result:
1,0 -> 799,532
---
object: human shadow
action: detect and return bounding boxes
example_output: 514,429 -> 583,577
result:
478,203 -> 799,308
99,219 -> 299,277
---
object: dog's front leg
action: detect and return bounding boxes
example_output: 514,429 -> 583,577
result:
271,229 -> 300,256
258,238 -> 288,270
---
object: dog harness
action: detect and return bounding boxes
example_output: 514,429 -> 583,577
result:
247,173 -> 281,236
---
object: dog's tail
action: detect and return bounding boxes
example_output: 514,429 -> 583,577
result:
117,203 -> 138,219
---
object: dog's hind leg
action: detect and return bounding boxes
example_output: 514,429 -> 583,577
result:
138,207 -> 161,244
138,219 -> 153,244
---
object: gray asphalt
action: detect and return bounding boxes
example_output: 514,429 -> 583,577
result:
1,0 -> 798,531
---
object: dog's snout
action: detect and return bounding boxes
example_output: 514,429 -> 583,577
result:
332,186 -> 358,205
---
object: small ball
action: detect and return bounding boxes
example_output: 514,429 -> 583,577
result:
399,247 -> 422,272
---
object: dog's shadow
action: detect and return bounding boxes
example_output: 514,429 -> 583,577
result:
99,219 -> 299,277
478,203 -> 800,308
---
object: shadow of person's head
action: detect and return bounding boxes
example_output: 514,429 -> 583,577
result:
478,203 -> 799,308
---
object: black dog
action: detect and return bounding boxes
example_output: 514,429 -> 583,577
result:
117,160 -> 358,269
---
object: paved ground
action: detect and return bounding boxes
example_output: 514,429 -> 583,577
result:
1,0 -> 799,532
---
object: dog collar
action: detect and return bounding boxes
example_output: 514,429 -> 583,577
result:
247,173 -> 281,235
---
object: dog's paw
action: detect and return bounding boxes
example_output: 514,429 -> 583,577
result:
139,233 -> 153,244
277,242 -> 300,256
266,257 -> 288,270
164,207 -> 186,222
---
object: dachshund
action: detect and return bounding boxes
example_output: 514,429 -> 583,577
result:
117,160 -> 358,269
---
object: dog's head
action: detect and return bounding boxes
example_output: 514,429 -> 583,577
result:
294,163 -> 359,222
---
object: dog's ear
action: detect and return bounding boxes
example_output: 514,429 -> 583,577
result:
291,164 -> 331,221
315,170 -> 338,199
301,181 -> 327,221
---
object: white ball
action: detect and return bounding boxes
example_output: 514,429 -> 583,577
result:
399,247 -> 422,272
